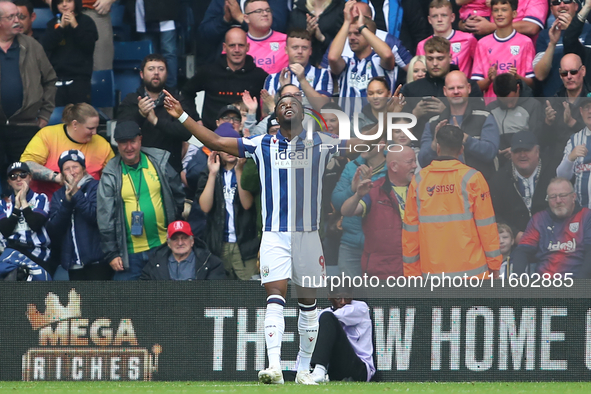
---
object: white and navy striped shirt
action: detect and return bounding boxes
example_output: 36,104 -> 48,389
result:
237,130 -> 344,232
0,190 -> 50,262
264,63 -> 333,97
337,52 -> 397,116
557,127 -> 591,208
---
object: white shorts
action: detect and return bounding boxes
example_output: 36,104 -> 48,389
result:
259,231 -> 326,287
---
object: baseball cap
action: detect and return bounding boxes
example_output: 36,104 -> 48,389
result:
58,149 -> 86,172
511,131 -> 538,151
167,221 -> 193,239
6,162 -> 30,176
216,105 -> 241,120
114,121 -> 142,142
215,122 -> 241,138
267,113 -> 279,133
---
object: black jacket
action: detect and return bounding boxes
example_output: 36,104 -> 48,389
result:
42,13 -> 98,80
564,15 -> 591,87
180,54 -> 268,130
490,157 -> 557,236
195,168 -> 260,262
140,241 -> 226,280
123,0 -> 180,25
289,0 -> 345,67
117,87 -> 193,173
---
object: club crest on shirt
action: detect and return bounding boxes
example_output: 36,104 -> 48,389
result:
270,42 -> 279,51
451,43 -> 461,53
510,45 -> 520,55
570,222 -> 579,233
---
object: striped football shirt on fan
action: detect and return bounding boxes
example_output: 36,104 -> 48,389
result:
264,63 -> 333,96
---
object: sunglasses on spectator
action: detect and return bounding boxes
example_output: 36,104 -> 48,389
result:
246,8 -> 272,15
559,65 -> 583,77
9,172 -> 29,180
551,0 -> 574,5
221,116 -> 241,124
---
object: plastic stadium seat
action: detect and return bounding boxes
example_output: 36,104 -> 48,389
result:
113,40 -> 153,71
48,106 -> 64,126
110,2 -> 131,41
114,71 -> 140,102
91,70 -> 115,108
32,8 -> 54,37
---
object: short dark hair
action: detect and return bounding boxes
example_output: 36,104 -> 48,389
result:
429,0 -> 453,11
368,76 -> 390,91
490,0 -> 518,11
51,0 -> 83,16
141,53 -> 168,73
321,101 -> 342,111
287,28 -> 312,43
13,0 -> 33,16
493,73 -> 518,97
276,83 -> 299,103
436,125 -> 464,154
424,36 -> 450,54
244,0 -> 268,11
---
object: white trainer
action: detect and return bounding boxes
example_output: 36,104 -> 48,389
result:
295,370 -> 319,385
258,366 -> 284,384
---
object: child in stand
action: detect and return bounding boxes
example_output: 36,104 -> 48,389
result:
498,223 -> 515,276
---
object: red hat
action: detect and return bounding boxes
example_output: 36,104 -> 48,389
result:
167,221 -> 193,238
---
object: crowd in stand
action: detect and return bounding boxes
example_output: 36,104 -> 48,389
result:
1,0 -> 591,281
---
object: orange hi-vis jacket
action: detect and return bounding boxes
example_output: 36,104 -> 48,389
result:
402,158 -> 502,278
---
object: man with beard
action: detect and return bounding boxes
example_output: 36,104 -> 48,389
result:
117,54 -> 195,174
512,177 -> 591,278
163,83 -> 389,385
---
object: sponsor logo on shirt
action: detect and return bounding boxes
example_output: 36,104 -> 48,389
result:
547,238 -> 576,253
274,148 -> 310,168
574,163 -> 591,173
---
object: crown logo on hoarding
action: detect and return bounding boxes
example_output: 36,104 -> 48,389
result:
26,289 -> 81,330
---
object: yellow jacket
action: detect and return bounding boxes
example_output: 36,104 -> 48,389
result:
402,158 -> 502,278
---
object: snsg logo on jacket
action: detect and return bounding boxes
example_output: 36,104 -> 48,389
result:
426,184 -> 455,197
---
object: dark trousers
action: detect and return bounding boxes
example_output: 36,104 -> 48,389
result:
0,125 -> 40,196
311,312 -> 368,382
69,263 -> 114,281
55,78 -> 92,106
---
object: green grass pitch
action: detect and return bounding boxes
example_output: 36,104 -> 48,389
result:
1,382 -> 591,394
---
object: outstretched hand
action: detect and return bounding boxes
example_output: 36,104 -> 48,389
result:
163,90 -> 184,118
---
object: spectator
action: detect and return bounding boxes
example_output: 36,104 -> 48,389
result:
21,103 -> 114,199
196,124 -> 259,280
355,76 -> 404,131
512,177 -> 591,278
298,286 -> 375,383
162,85 -> 386,385
418,70 -> 499,180
457,0 -> 490,25
42,0 -> 98,106
97,121 -> 184,281
14,0 -> 37,39
403,125 -> 502,278
140,220 -> 226,280
181,27 -> 268,131
541,53 -> 590,161
401,37 -> 482,141
117,53 -> 193,175
533,0 -> 587,98
124,0 -> 179,88
471,0 -> 535,103
194,124 -> 260,280
243,0 -> 289,75
289,0 -> 344,67
331,124 -> 388,277
486,73 -> 543,166
416,0 -> 477,78
80,0 -> 116,71
564,0 -> 591,87
341,146 -> 416,279
46,149 -> 112,280
490,131 -> 556,244
498,223 -> 514,276
406,55 -> 426,84
328,1 -> 396,115
367,0 -> 432,55
461,0 -> 547,38
0,0 -> 56,180
557,96 -> 591,208
263,29 -> 332,110
197,0 -> 289,65
0,162 -> 51,273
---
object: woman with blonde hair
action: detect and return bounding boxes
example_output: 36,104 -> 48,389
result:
406,55 -> 427,84
20,103 -> 114,199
